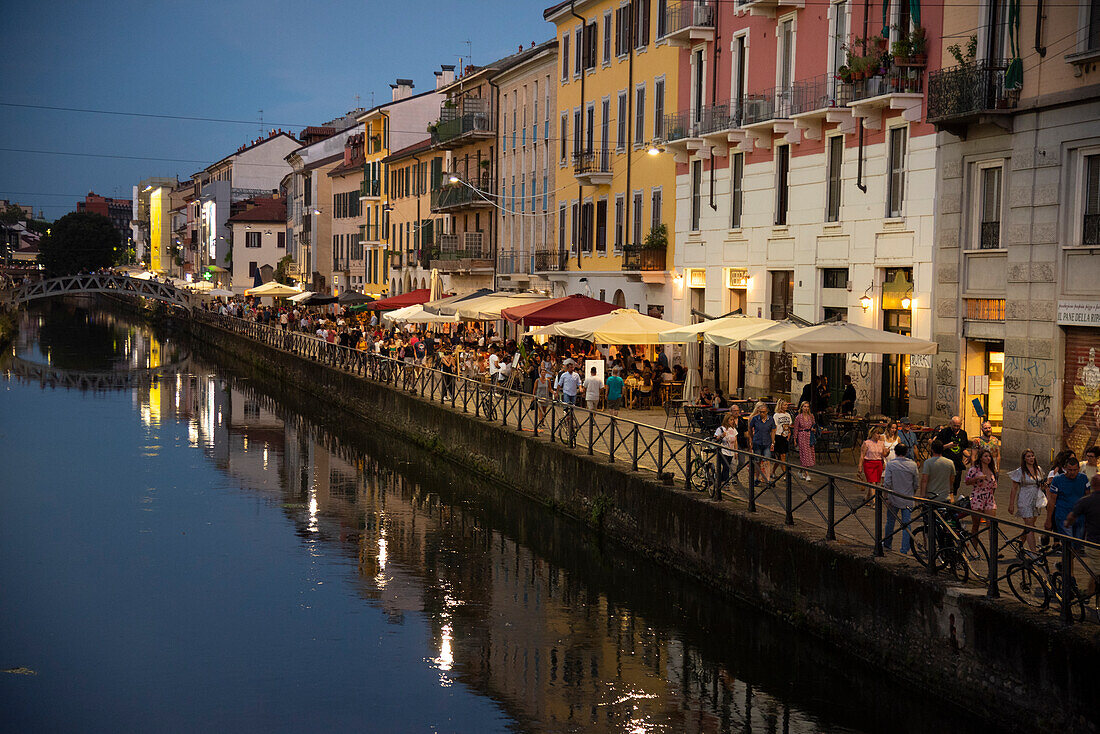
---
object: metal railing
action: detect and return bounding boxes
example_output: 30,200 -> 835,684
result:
497,249 -> 532,275
790,73 -> 852,115
193,308 -> 1100,626
436,231 -> 489,259
431,99 -> 494,147
979,221 -> 1001,249
572,149 -> 612,176
621,244 -> 666,271
847,65 -> 925,103
533,248 -> 569,272
359,224 -> 381,243
663,103 -> 739,143
927,59 -> 1015,122
431,175 -> 494,211
741,87 -> 794,125
360,179 -> 381,198
1084,214 -> 1100,246
662,1 -> 716,35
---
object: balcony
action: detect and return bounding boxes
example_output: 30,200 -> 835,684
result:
621,244 -> 667,272
359,179 -> 381,200
533,248 -> 569,272
359,224 -> 381,244
788,73 -> 854,141
497,249 -> 534,280
431,232 -> 493,273
431,174 -> 495,213
846,66 -> 925,131
572,149 -> 613,186
738,87 -> 796,150
663,104 -> 739,159
927,60 -> 1017,135
430,98 -> 494,150
734,0 -> 804,18
660,1 -> 715,47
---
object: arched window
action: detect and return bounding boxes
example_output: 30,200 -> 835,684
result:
612,289 -> 626,308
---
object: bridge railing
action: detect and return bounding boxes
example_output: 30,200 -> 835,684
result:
3,273 -> 195,310
195,309 -> 1100,625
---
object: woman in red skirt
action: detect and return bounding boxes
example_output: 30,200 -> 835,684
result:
858,426 -> 888,499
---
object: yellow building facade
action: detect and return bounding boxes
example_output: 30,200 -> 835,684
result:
359,111 -> 391,295
543,0 -> 678,315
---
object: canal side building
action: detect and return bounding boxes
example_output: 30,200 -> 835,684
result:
327,133 -> 366,295
493,39 -> 559,293
929,0 -> 1100,460
541,0 -> 680,314
382,137 -> 442,295
226,195 -> 287,292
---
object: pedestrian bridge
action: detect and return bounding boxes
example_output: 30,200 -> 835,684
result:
1,274 -> 194,311
4,354 -> 193,391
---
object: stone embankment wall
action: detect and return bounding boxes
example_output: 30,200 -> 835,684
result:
187,317 -> 1098,733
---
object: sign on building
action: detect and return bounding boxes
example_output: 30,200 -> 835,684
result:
1058,300 -> 1100,327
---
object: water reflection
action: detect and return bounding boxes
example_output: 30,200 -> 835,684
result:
1,304 -> 980,734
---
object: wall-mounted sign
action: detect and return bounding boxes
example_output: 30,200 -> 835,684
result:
1058,300 -> 1100,327
688,269 -> 706,288
727,267 -> 748,288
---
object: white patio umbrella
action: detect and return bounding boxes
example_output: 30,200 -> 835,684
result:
382,305 -> 419,323
527,308 -> 685,344
245,281 -> 302,297
428,268 -> 443,302
658,315 -> 778,346
208,288 -> 234,297
287,290 -> 314,303
390,305 -> 459,324
681,339 -> 700,402
744,321 -> 939,354
455,292 -> 549,320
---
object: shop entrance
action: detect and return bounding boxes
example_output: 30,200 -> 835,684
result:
964,339 -> 1004,436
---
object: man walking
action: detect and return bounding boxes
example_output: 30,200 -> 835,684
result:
583,367 -> 603,412
882,444 -> 921,554
605,367 -> 624,416
555,360 -> 582,405
935,416 -> 969,496
1063,474 -> 1100,611
920,440 -> 957,500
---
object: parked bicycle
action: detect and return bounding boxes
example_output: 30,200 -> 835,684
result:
686,444 -> 723,500
910,494 -> 990,584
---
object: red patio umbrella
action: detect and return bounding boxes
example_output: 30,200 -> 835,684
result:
501,293 -> 618,328
359,288 -> 433,311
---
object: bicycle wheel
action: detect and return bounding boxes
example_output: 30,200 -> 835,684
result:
936,548 -> 970,584
686,457 -> 708,493
1050,572 -> 1088,623
910,525 -> 931,568
958,533 -> 990,583
1006,563 -> 1051,610
704,462 -> 719,500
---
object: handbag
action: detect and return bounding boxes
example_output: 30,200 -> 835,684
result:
1034,489 -> 1048,511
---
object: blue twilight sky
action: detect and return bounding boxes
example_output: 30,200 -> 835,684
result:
0,0 -> 551,220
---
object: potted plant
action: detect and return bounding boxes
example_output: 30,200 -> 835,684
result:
837,64 -> 853,84
891,25 -> 912,65
947,34 -> 977,69
478,159 -> 491,169
644,223 -> 668,250
910,26 -> 928,66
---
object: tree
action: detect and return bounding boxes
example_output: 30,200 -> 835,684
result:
0,204 -> 25,225
274,254 -> 294,285
38,211 -> 120,276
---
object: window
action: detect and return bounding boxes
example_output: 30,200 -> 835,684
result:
731,34 -> 748,109
634,0 -> 650,48
586,103 -> 595,152
651,188 -> 662,232
571,201 -> 579,252
778,17 -> 795,90
978,165 -> 1002,249
543,174 -> 548,211
617,91 -> 628,150
277,231 -> 285,248
632,190 -> 643,245
775,145 -> 790,225
692,48 -> 705,122
730,153 -> 744,228
822,268 -> 848,289
249,261 -> 258,277
634,84 -> 645,146
573,108 -> 583,155
654,78 -> 665,141
596,200 -> 607,253
583,21 -> 598,70
770,270 -> 794,319
575,27 -> 583,76
603,12 -> 612,63
545,82 -> 551,140
887,127 -> 907,217
558,204 -> 567,252
657,0 -> 668,37
614,194 -> 624,251
830,1 -> 848,88
601,98 -> 610,153
690,161 -> 702,231
246,231 -> 261,248
560,113 -> 568,161
562,33 -> 570,80
1085,154 -> 1100,245
616,5 -> 632,56
826,136 -> 843,222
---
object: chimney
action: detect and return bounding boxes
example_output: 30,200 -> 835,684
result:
391,78 -> 414,101
439,65 -> 455,87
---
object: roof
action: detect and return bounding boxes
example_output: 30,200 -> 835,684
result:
382,137 -> 433,164
355,86 -> 444,123
438,41 -> 555,96
328,153 -> 367,177
208,132 -> 299,171
226,197 -> 286,224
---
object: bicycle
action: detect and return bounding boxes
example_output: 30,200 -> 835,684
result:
910,494 -> 990,584
554,400 -> 577,448
1049,555 -> 1100,623
686,444 -> 725,500
1004,541 -> 1055,610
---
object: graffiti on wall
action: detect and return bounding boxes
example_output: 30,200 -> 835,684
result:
935,384 -> 957,418
1005,356 -> 1053,395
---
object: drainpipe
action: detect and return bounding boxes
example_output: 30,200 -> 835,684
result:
709,0 -> 720,211
625,9 -> 635,255
571,1 -> 587,271
856,0 -> 870,193
1034,0 -> 1047,57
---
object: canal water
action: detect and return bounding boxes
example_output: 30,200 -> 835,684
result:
1,303 -> 983,733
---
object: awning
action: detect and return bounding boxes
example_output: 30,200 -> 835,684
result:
527,308 -> 685,344
455,292 -> 550,320
501,294 -> 618,327
423,288 -> 494,315
658,315 -> 779,346
245,282 -> 302,297
744,321 -> 939,354
302,294 -> 338,306
287,290 -> 314,303
358,288 -> 433,311
337,291 -> 374,305
383,304 -> 459,324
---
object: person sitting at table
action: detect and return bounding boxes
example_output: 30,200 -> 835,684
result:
673,364 -> 686,382
714,388 -> 729,410
840,375 -> 857,416
697,386 -> 715,407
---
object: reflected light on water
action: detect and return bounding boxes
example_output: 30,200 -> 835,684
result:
307,485 -> 319,533
435,622 -> 454,675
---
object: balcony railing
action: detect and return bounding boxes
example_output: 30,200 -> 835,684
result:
436,232 -> 489,260
847,65 -> 924,103
359,224 -> 381,243
663,103 -> 740,142
360,179 -> 380,198
661,1 -> 716,36
1085,214 -> 1100,246
497,249 -> 533,275
621,244 -> 667,272
431,175 -> 495,211
742,87 -> 794,125
533,248 -> 569,272
927,59 -> 1016,122
572,149 -> 612,176
979,221 -> 1001,249
790,73 -> 852,115
430,98 -> 494,147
